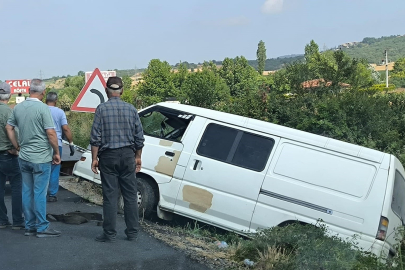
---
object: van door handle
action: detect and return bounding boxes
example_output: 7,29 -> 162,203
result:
193,160 -> 202,170
165,151 -> 175,157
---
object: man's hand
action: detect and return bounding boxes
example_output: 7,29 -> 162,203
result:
135,157 -> 142,173
7,149 -> 19,156
92,159 -> 99,174
52,154 -> 61,165
69,144 -> 75,156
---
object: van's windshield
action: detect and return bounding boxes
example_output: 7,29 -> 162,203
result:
392,170 -> 405,224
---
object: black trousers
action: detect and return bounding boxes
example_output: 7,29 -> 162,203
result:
99,147 -> 138,238
0,153 -> 23,225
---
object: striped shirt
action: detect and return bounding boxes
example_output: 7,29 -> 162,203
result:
90,97 -> 144,154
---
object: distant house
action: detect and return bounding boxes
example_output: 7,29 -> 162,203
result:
301,79 -> 350,89
338,41 -> 360,49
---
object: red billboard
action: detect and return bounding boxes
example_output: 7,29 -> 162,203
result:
6,80 -> 31,94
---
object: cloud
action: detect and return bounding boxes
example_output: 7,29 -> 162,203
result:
261,0 -> 284,14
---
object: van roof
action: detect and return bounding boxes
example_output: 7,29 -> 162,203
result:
155,102 -> 386,164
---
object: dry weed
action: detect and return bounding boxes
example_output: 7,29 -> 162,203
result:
255,246 -> 291,270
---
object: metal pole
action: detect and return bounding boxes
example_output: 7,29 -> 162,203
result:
385,50 -> 389,88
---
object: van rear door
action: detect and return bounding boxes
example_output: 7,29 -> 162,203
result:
382,156 -> 405,251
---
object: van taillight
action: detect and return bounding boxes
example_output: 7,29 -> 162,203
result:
376,216 -> 389,241
80,157 -> 86,161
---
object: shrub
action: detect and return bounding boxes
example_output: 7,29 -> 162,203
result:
66,112 -> 94,148
231,222 -> 390,270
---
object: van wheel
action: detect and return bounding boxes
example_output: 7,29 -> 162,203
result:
117,176 -> 157,219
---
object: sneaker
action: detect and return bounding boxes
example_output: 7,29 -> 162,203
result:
12,224 -> 25,230
47,196 -> 58,202
25,229 -> 37,236
36,228 -> 61,238
95,234 -> 116,243
0,221 -> 12,229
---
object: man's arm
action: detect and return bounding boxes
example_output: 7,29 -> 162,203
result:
135,149 -> 142,173
133,109 -> 144,173
62,125 -> 73,143
91,146 -> 99,174
5,124 -> 19,150
62,124 -> 75,156
90,107 -> 102,174
46,129 -> 61,164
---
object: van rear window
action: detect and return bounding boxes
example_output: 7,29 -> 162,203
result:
392,171 -> 405,222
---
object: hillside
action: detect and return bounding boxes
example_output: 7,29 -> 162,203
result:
240,35 -> 405,71
342,35 -> 405,63
43,34 -> 405,81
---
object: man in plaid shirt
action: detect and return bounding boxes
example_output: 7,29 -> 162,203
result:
90,77 -> 144,242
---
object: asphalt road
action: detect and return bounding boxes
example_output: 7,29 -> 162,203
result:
0,187 -> 210,270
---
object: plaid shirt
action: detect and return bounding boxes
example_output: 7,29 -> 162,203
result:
90,97 -> 144,154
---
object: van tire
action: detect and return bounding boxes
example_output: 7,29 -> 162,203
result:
117,175 -> 157,219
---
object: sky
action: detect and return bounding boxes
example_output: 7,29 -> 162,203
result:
1,0 -> 405,80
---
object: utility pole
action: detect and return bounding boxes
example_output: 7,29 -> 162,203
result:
385,50 -> 389,88
39,70 -> 43,80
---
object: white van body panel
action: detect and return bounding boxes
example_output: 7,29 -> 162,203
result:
173,118 -> 280,232
72,102 -> 405,257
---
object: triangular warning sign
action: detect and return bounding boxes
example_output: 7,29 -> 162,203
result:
71,68 -> 108,113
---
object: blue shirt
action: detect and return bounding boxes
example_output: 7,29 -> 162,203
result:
90,97 -> 144,154
48,106 -> 68,147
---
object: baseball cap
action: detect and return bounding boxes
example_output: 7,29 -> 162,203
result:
106,77 -> 123,90
0,82 -> 11,94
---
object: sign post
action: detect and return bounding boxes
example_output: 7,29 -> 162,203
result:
71,68 -> 109,113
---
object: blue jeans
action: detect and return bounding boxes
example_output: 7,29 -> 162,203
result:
0,152 -> 24,225
18,158 -> 51,232
48,146 -> 62,197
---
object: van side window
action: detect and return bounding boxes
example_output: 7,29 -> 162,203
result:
139,107 -> 192,142
232,132 -> 275,171
197,124 -> 238,162
197,123 -> 274,171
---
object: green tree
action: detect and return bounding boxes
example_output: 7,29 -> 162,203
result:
180,65 -> 229,109
58,94 -> 72,111
77,71 -> 85,76
304,40 -> 322,79
64,75 -> 85,89
137,59 -> 176,106
121,75 -> 136,104
219,56 -> 258,97
173,63 -> 188,91
392,58 -> 405,76
121,75 -> 133,90
391,58 -> 405,88
256,40 -> 266,75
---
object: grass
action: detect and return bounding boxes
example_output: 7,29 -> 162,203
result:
166,219 -> 405,270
